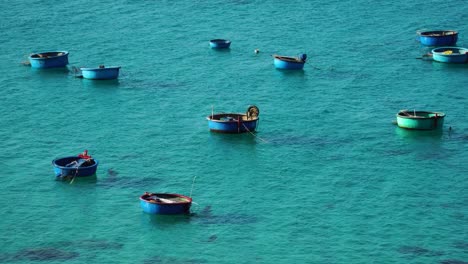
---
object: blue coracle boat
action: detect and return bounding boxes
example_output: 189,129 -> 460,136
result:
80,65 -> 121,80
140,192 -> 192,215
209,39 -> 231,49
273,54 -> 307,70
207,105 -> 259,133
28,51 -> 69,68
417,30 -> 458,46
52,150 -> 98,178
396,110 -> 445,130
431,47 -> 468,64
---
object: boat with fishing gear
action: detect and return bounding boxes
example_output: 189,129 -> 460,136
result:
396,110 -> 445,130
80,65 -> 121,80
273,54 -> 307,69
209,39 -> 231,49
140,192 -> 192,214
431,47 -> 468,63
207,105 -> 259,133
417,30 -> 458,46
28,51 -> 69,69
52,150 -> 99,179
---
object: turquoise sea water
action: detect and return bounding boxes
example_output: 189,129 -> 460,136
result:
1,0 -> 467,263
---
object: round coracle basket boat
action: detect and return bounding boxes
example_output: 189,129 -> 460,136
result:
417,30 -> 458,46
140,192 -> 192,215
396,110 -> 445,130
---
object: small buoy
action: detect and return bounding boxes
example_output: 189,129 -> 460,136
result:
254,49 -> 260,54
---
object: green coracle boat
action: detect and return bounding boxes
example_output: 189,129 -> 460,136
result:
396,110 -> 445,130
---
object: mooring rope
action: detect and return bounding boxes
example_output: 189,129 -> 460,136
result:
242,122 -> 268,143
70,167 -> 79,184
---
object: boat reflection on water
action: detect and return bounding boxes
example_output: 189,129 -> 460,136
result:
145,213 -> 191,227
81,78 -> 120,88
395,126 -> 444,141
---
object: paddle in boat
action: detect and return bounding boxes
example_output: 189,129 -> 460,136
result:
431,47 -> 468,64
207,105 -> 259,133
417,30 -> 458,46
209,39 -> 231,49
396,110 -> 445,130
140,192 -> 192,215
273,54 -> 307,70
80,65 -> 121,80
28,51 -> 69,69
52,150 -> 99,179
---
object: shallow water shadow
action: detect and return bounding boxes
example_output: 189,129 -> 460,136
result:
97,175 -> 163,189
107,168 -> 118,177
453,241 -> 468,250
191,205 -> 257,225
268,134 -> 350,148
397,245 -> 444,257
143,255 -> 207,264
0,247 -> 79,262
127,79 -> 186,91
440,260 -> 468,264
75,239 -> 124,250
49,238 -> 123,251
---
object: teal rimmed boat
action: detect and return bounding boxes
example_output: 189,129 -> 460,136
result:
396,110 -> 445,130
431,47 -> 468,64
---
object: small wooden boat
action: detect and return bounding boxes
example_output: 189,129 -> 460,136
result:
273,54 -> 307,70
396,110 -> 445,130
52,150 -> 98,178
417,30 -> 458,46
431,47 -> 468,64
207,105 -> 259,133
140,192 -> 192,215
80,65 -> 121,80
209,39 -> 231,49
28,51 -> 69,68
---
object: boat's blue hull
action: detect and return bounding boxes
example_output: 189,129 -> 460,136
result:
209,39 -> 231,49
432,47 -> 468,64
140,200 -> 191,214
29,51 -> 69,68
207,116 -> 258,133
274,57 -> 305,70
80,67 -> 120,80
52,156 -> 98,177
418,30 -> 458,46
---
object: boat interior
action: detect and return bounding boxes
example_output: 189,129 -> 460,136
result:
209,113 -> 257,121
54,157 -> 95,168
420,30 -> 456,36
434,48 -> 465,55
210,39 -> 230,43
274,55 -> 303,63
398,111 -> 440,118
31,52 -> 65,58
142,193 -> 190,203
